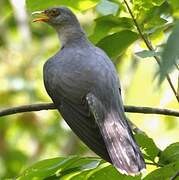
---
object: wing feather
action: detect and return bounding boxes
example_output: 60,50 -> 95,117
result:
57,97 -> 111,163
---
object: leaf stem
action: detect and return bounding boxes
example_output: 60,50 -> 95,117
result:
145,162 -> 163,167
175,63 -> 179,71
171,171 -> 179,180
123,0 -> 179,103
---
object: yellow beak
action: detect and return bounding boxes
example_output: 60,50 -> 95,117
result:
32,11 -> 49,22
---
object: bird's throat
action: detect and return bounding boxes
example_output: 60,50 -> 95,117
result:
56,24 -> 87,47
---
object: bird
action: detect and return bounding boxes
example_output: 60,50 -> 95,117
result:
32,6 -> 146,176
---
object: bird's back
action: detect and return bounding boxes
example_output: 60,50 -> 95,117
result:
43,41 -> 118,162
43,41 -> 119,104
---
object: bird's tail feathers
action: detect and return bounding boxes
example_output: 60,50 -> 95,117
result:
86,93 -> 146,176
97,109 -> 145,176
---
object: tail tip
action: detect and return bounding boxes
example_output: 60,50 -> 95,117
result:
116,167 -> 146,177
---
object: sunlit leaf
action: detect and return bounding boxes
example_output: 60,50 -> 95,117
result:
152,0 -> 166,6
159,143 -> 179,165
159,20 -> 179,83
18,157 -> 67,179
133,0 -> 167,26
89,15 -> 133,43
135,132 -> 161,162
135,50 -> 161,58
133,0 -> 165,12
144,17 -> 167,32
60,163 -> 121,180
86,164 -> 141,180
97,30 -> 138,58
143,161 -> 179,180
26,0 -> 100,11
96,0 -> 119,15
18,156 -> 101,179
177,74 -> 179,97
168,0 -> 179,17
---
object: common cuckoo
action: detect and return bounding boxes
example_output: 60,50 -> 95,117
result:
33,7 -> 145,175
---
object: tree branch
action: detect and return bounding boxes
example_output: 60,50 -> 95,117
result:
125,105 -> 179,116
0,103 -> 179,117
123,0 -> 179,103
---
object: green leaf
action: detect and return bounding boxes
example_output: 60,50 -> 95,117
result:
159,20 -> 179,83
135,50 -> 161,58
26,0 -> 100,11
68,163 -> 141,180
97,30 -> 138,58
18,157 -> 66,179
89,15 -> 133,44
134,132 -> 161,162
144,17 -> 167,32
133,0 -> 165,14
63,163 -> 118,180
86,164 -> 141,180
168,0 -> 179,16
152,0 -> 166,6
133,0 -> 167,28
168,0 -> 179,8
18,156 -> 101,180
96,0 -> 119,15
159,142 -> 179,165
143,161 -> 179,180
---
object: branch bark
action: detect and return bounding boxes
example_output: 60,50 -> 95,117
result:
0,103 -> 179,117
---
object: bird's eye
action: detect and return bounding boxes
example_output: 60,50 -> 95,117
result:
50,9 -> 61,17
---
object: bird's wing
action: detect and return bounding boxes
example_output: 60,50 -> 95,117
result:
43,56 -> 112,162
86,93 -> 145,176
56,96 -> 111,163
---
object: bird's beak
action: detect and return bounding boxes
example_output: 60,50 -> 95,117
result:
32,11 -> 49,23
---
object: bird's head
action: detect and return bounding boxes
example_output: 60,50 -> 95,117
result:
32,7 -> 79,28
32,6 -> 86,46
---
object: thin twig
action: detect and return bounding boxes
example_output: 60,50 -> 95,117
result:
123,0 -> 179,103
145,162 -> 163,167
128,118 -> 146,134
0,103 -> 179,117
175,63 -> 179,71
171,171 -> 179,180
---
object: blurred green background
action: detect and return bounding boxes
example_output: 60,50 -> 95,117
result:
0,0 -> 178,178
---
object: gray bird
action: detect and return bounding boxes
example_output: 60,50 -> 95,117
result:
33,7 -> 145,175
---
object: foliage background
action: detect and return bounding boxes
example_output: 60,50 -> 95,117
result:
0,0 -> 178,179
